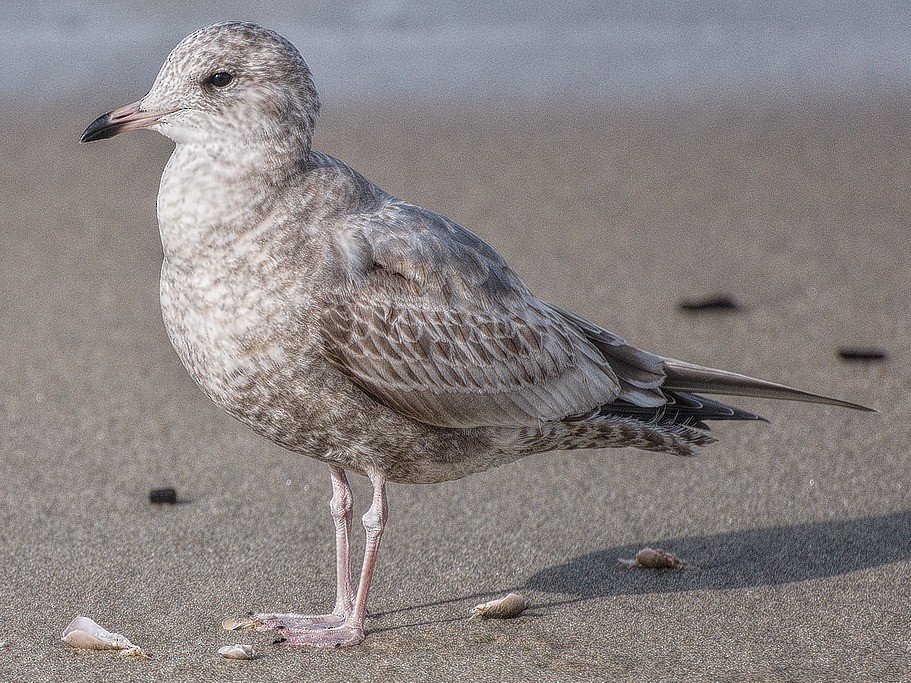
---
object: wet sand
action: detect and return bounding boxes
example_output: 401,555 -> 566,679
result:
0,95 -> 908,681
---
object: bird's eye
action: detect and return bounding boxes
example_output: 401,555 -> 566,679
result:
206,72 -> 234,87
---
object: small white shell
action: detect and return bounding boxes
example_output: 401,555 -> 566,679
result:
469,593 -> 529,621
618,547 -> 685,570
61,616 -> 147,658
221,615 -> 257,631
218,643 -> 256,660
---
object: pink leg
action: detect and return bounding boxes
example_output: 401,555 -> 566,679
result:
329,466 -> 355,617
278,473 -> 388,647
231,466 -> 355,634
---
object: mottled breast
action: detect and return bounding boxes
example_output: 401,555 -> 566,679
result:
156,142 -> 309,419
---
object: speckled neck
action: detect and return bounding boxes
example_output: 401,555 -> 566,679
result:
157,138 -> 307,265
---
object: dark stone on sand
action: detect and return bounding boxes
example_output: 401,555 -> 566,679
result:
677,294 -> 743,313
149,487 -> 178,504
837,347 -> 888,362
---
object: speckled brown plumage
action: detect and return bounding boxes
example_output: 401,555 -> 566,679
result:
81,21 -> 871,647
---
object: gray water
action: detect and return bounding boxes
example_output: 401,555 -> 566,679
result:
3,1 -> 911,105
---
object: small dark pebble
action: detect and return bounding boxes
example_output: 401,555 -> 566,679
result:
149,487 -> 178,504
677,294 -> 743,313
837,347 -> 888,362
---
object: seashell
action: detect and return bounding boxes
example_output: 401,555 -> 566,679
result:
61,616 -> 147,657
618,547 -> 685,570
218,643 -> 256,660
469,593 -> 529,621
221,615 -> 257,631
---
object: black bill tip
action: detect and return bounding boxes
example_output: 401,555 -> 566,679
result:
80,112 -> 120,143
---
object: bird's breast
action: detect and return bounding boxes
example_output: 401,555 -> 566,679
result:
159,251 -> 296,410
156,143 -> 302,401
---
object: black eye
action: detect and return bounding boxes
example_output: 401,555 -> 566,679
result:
206,72 -> 233,87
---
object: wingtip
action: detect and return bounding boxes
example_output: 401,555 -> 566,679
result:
821,397 -> 877,413
661,358 -> 876,414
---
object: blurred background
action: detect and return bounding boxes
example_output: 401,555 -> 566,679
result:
5,0 -> 911,106
2,3 -> 908,681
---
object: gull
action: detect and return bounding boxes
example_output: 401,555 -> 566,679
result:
81,21 -> 872,648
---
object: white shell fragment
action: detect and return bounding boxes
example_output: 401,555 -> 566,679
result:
221,615 -> 258,631
218,643 -> 256,660
618,547 -> 685,570
469,593 -> 529,621
61,616 -> 148,658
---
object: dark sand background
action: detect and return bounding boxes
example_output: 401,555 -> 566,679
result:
1,94 -> 909,681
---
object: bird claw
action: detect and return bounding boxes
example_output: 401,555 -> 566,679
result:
273,624 -> 364,648
230,612 -> 348,633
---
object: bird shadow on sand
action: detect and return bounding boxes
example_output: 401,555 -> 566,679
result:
372,510 -> 910,628
525,510 -> 911,600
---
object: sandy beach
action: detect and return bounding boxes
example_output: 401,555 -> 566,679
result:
0,94 -> 908,681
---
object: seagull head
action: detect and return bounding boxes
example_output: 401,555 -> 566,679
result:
81,22 -> 321,149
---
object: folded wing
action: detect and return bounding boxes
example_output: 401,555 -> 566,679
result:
319,202 -> 666,428
319,200 -> 872,430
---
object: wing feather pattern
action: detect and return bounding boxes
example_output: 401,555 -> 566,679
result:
320,202 -> 654,428
317,195 -> 873,433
